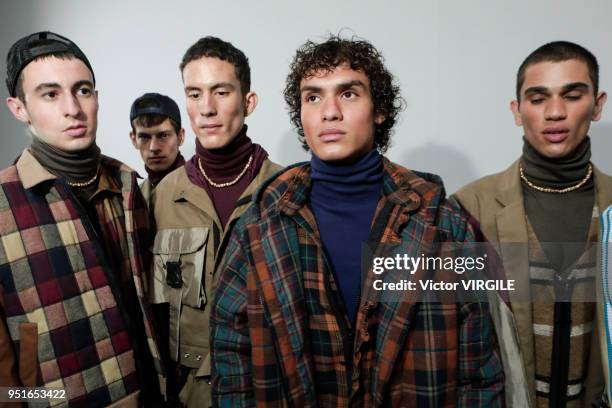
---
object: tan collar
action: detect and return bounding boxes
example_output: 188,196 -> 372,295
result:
16,148 -> 121,197
16,149 -> 56,189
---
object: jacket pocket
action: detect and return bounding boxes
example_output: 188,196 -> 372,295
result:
18,322 -> 37,387
150,227 -> 209,308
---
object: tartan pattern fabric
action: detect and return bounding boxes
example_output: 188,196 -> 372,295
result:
0,154 -> 163,407
211,159 -> 504,407
528,212 -> 598,407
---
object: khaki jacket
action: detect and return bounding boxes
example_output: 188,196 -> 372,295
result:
140,178 -> 153,208
149,159 -> 281,406
454,159 -> 612,407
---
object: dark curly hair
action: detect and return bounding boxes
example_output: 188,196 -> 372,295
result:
284,35 -> 404,152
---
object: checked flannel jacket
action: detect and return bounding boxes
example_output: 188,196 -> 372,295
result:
0,150 -> 164,407
211,158 -> 505,407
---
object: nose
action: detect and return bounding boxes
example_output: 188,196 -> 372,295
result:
149,136 -> 162,153
200,94 -> 216,117
63,93 -> 82,118
322,97 -> 342,122
545,97 -> 567,121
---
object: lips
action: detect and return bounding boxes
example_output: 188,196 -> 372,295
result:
542,127 -> 570,143
201,124 -> 222,134
64,124 -> 87,137
319,128 -> 345,142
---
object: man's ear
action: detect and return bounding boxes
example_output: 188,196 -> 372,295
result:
243,91 -> 258,117
6,96 -> 30,124
177,128 -> 186,146
510,100 -> 523,126
592,91 -> 607,121
374,113 -> 385,125
129,131 -> 138,149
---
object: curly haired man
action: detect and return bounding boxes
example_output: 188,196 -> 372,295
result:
210,35 -> 505,407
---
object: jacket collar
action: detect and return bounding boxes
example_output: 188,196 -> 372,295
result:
17,148 -> 122,196
265,157 -> 425,218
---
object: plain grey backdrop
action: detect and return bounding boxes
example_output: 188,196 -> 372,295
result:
1,0 -> 610,193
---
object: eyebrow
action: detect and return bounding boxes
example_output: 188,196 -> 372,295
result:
184,82 -> 236,92
33,82 -> 61,93
72,80 -> 94,90
300,80 -> 368,94
523,82 -> 590,96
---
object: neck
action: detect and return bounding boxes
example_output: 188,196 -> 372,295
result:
29,136 -> 101,183
146,152 -> 185,187
196,125 -> 253,180
311,149 -> 383,196
521,136 -> 592,189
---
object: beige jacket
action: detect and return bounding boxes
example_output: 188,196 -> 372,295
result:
140,178 -> 153,208
149,159 -> 281,406
454,160 -> 612,407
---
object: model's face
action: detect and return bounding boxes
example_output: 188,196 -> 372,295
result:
183,57 -> 257,150
299,64 -> 383,163
6,56 -> 98,152
130,118 -> 184,172
511,59 -> 607,159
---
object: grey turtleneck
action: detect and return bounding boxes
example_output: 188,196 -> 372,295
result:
521,136 -> 594,271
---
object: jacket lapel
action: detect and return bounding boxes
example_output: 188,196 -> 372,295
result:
494,160 -> 536,397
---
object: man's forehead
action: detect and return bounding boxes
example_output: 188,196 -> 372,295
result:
21,56 -> 94,89
521,59 -> 592,92
134,118 -> 175,133
182,56 -> 239,86
300,64 -> 369,89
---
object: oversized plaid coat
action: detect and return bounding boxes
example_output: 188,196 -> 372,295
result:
0,150 -> 164,407
211,159 -> 505,407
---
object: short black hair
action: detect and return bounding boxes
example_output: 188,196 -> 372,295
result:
516,41 -> 599,101
180,36 -> 251,94
284,35 -> 404,152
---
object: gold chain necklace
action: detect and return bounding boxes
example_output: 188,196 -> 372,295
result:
519,163 -> 593,194
65,165 -> 100,187
198,155 -> 253,188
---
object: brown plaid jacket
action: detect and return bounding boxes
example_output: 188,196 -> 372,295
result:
0,150 -> 164,407
211,159 -> 504,407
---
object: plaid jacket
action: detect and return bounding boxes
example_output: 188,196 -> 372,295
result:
211,159 -> 504,407
0,150 -> 164,407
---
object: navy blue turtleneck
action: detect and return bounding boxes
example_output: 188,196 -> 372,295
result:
310,149 -> 383,324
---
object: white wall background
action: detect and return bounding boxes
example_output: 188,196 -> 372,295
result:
1,0 -> 611,194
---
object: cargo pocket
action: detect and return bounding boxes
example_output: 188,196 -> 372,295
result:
18,322 -> 38,387
150,227 -> 209,308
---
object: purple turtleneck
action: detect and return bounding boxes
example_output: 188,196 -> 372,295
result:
185,125 -> 268,228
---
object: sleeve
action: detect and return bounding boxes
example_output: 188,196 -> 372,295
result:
0,293 -> 25,408
210,224 -> 255,408
444,197 -> 506,407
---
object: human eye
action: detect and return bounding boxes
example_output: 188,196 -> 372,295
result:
342,90 -> 357,99
565,92 -> 583,101
215,89 -> 230,96
77,86 -> 93,96
304,94 -> 320,103
42,90 -> 58,100
187,90 -> 200,99
529,95 -> 545,104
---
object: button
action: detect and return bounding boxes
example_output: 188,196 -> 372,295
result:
184,353 -> 190,359
196,355 -> 202,361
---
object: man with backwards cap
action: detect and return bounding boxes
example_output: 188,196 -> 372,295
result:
129,93 -> 186,205
0,31 -> 165,406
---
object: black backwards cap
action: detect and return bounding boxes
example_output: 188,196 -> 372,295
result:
6,31 -> 95,97
130,93 -> 182,129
